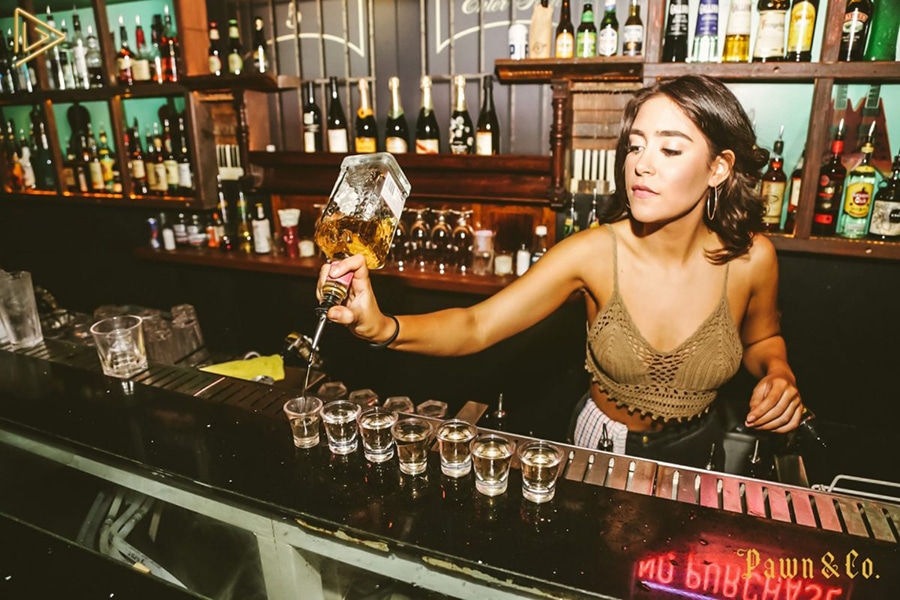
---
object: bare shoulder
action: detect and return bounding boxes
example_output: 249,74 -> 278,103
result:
736,234 -> 779,291
537,222 -> 616,295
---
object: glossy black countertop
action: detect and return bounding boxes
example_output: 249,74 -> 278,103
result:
0,342 -> 898,599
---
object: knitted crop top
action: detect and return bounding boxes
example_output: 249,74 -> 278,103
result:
585,225 -> 743,422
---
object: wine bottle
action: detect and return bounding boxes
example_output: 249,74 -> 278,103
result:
70,12 -> 89,89
575,2 -> 597,58
302,80 -> 323,152
29,107 -> 55,191
448,75 -> 474,155
812,120 -> 846,236
208,22 -> 222,76
476,75 -> 500,156
326,76 -> 349,153
97,125 -> 116,192
662,0 -> 690,62
250,17 -> 269,74
836,123 -> 876,239
868,152 -> 900,241
785,0 -> 818,61
415,75 -> 440,154
162,6 -> 180,82
162,119 -> 179,194
252,203 -> 272,254
384,76 -> 410,154
130,119 -> 149,196
722,0 -> 752,62
227,18 -> 243,75
354,78 -> 378,153
133,17 -> 151,82
117,16 -> 135,85
692,0 -> 719,62
597,0 -> 619,57
177,115 -> 193,194
753,0 -> 788,63
555,0 -> 575,58
621,0 -> 644,57
839,0 -> 873,61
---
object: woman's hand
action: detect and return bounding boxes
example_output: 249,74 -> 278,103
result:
316,255 -> 396,344
744,373 -> 804,433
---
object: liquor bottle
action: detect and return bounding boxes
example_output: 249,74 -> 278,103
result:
176,116 -> 193,194
586,191 -> 601,228
785,0 -> 817,61
252,203 -> 273,254
476,75 -> 500,156
529,0 -> 553,59
448,75 -> 474,155
250,17 -> 269,74
0,29 -> 15,95
4,121 -> 24,190
597,0 -> 619,57
783,151 -> 804,233
18,131 -> 35,190
149,15 -> 165,83
11,33 -> 35,93
143,126 -> 157,192
622,0 -> 644,57
839,0 -> 872,61
56,20 -> 76,90
661,0 -> 689,62
692,0 -> 719,62
863,0 -> 900,61
555,0 -> 575,58
44,7 -> 66,90
722,0 -> 751,62
812,121 -> 846,236
132,17 -> 151,82
563,195 -> 579,237
173,212 -> 189,246
152,126 -> 169,194
162,6 -> 180,82
326,76 -> 349,153
215,176 -> 235,250
384,76 -> 409,154
575,3 -> 597,58
97,126 -> 116,192
85,26 -> 104,88
753,0 -> 788,62
531,225 -> 549,264
760,129 -> 787,231
354,78 -> 378,153
117,16 -> 135,85
162,119 -> 179,194
208,22 -> 222,75
29,107 -> 55,191
71,12 -> 89,89
415,75 -> 440,154
236,189 -> 253,253
61,135 -> 76,191
85,128 -> 104,192
130,119 -> 149,196
868,152 -> 900,241
302,80 -> 323,152
836,123 -> 876,239
227,19 -> 243,75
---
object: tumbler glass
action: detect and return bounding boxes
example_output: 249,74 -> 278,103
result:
471,434 -> 514,496
517,440 -> 563,503
357,407 -> 397,463
321,400 -> 361,455
436,419 -> 478,478
391,417 -> 433,475
283,396 -> 324,448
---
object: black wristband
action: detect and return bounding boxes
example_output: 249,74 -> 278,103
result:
369,314 -> 400,349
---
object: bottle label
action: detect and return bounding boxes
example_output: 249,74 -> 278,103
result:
303,113 -> 318,126
666,1 -> 690,37
165,160 -> 180,185
597,29 -> 617,56
622,25 -> 643,55
228,53 -> 243,74
132,158 -> 146,179
869,202 -> 900,237
842,11 -> 869,35
385,137 -> 408,153
304,131 -> 318,153
154,164 -> 168,190
556,32 -> 575,58
694,0 -> 719,37
760,180 -> 787,223
178,163 -> 193,189
63,166 -> 75,189
788,177 -> 802,209
787,2 -> 816,53
415,139 -> 439,154
117,56 -> 132,73
73,47 -> 88,81
252,219 -> 272,253
576,31 -> 596,57
209,55 -> 222,74
327,129 -> 348,153
100,157 -> 114,182
843,181 -> 874,218
355,137 -> 376,153
754,11 -> 787,58
146,161 -> 158,187
379,172 -> 405,220
725,1 -> 752,36
89,162 -> 105,191
475,131 -> 493,156
133,59 -> 151,81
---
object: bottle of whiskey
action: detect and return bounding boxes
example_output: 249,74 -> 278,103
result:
302,80 -> 323,152
836,123 -> 876,239
812,121 -> 846,236
448,75 -> 474,155
162,6 -> 180,82
476,75 -> 500,156
722,0 -> 751,62
692,0 -> 719,62
555,0 -> 575,58
597,0 -> 619,57
384,76 -> 409,154
133,17 -> 151,82
575,2 -> 597,58
354,78 -> 378,153
621,0 -> 644,57
130,119 -> 149,196
784,0 -> 818,61
415,75 -> 440,154
662,0 -> 689,62
753,0 -> 788,63
760,129 -> 787,232
868,152 -> 900,241
117,16 -> 135,85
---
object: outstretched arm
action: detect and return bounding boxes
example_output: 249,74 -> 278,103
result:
740,238 -> 804,433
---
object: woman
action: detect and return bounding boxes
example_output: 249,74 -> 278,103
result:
317,75 -> 804,469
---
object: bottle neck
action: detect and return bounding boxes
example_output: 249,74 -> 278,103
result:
453,82 -> 467,112
389,82 -> 403,117
357,81 -> 373,117
831,139 -> 844,156
421,83 -> 434,111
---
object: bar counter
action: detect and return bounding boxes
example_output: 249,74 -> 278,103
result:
1,341 -> 898,599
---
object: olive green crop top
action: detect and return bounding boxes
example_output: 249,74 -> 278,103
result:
585,225 -> 743,422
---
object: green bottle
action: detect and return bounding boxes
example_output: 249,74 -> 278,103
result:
836,123 -> 877,239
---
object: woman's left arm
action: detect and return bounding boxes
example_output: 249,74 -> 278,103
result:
740,237 -> 804,433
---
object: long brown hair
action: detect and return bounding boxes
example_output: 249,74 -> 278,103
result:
611,75 -> 768,264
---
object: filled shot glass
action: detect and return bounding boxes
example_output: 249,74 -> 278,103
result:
357,407 -> 398,463
436,419 -> 478,477
471,434 -> 514,497
517,440 -> 563,503
321,400 -> 361,455
283,396 -> 324,448
391,417 -> 433,475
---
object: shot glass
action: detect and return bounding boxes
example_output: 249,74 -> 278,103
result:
517,440 -> 563,504
282,396 -> 323,448
357,407 -> 398,463
383,396 -> 415,415
89,315 -> 148,379
317,381 -> 349,402
348,388 -> 380,408
436,419 -> 478,478
321,400 -> 361,455
471,434 -> 514,497
416,399 -> 448,419
391,417 -> 433,475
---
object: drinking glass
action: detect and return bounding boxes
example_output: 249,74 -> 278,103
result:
517,440 -> 563,503
89,315 -> 148,379
283,396 -> 324,448
408,209 -> 431,272
348,388 -> 379,408
471,230 -> 494,275
357,407 -> 397,463
0,270 -> 44,350
451,210 -> 474,273
391,417 -> 433,475
436,419 -> 478,478
471,434 -> 514,496
430,210 -> 453,273
317,381 -> 348,402
383,396 -> 415,414
321,400 -> 361,455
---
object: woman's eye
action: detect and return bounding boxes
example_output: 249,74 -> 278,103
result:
627,144 -> 643,153
662,148 -> 682,156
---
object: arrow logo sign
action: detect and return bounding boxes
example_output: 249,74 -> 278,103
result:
13,7 -> 66,68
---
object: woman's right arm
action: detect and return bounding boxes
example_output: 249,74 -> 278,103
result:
318,229 -> 602,357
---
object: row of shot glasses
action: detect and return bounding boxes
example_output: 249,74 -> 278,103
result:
283,396 -> 564,503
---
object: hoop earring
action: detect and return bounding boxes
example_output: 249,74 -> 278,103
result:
706,186 -> 719,221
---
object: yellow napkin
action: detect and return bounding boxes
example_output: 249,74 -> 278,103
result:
200,355 -> 285,382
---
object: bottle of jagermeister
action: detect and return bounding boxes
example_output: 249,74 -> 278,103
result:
760,128 -> 787,232
868,152 -> 900,241
812,120 -> 846,236
836,123 -> 877,239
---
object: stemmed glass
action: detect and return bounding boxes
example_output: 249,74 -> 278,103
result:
430,210 -> 453,273
451,209 -> 474,273
408,209 -> 431,272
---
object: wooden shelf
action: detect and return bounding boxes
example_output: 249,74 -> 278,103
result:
769,235 -> 900,260
0,191 -> 209,210
495,58 -> 643,84
644,61 -> 900,83
180,73 -> 300,93
134,247 -> 514,295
